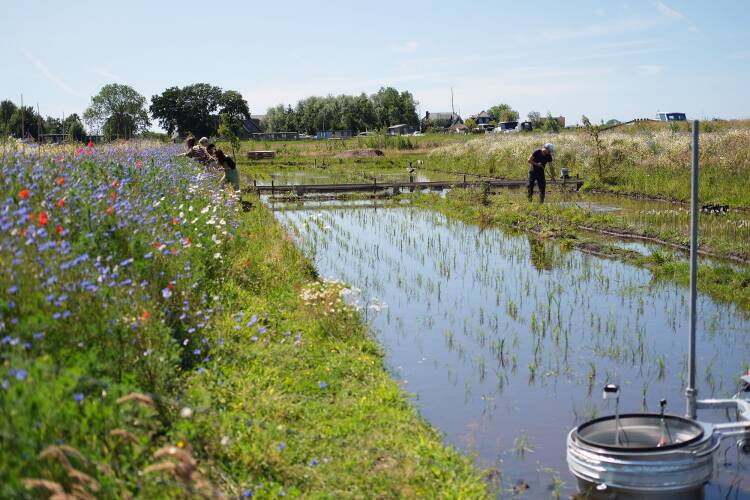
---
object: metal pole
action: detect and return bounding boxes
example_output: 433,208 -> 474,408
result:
686,120 -> 700,420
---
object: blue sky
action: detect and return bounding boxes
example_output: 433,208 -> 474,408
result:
1,1 -> 748,128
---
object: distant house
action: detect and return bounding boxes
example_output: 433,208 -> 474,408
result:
475,111 -> 491,125
422,111 -> 463,131
315,130 -> 353,139
388,124 -> 412,136
448,123 -> 469,134
242,117 -> 263,135
656,112 -> 687,121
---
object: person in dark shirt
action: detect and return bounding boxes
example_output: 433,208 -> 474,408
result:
527,143 -> 555,203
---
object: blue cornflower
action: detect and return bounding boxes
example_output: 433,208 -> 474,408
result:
7,285 -> 18,294
277,442 -> 286,452
73,392 -> 84,402
258,326 -> 267,334
15,369 -> 28,381
318,381 -> 328,389
242,490 -> 253,498
161,288 -> 172,299
310,459 -> 319,467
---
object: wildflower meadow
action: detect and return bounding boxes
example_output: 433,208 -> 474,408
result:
0,142 -> 486,498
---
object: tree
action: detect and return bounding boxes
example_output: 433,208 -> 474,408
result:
84,84 -> 150,139
149,86 -> 182,136
541,113 -> 561,133
218,113 -> 240,160
582,115 -> 610,180
7,106 -> 42,139
527,111 -> 543,128
464,117 -> 477,130
219,90 -> 251,135
488,104 -> 519,123
0,100 -> 17,134
150,84 -> 246,138
67,119 -> 86,142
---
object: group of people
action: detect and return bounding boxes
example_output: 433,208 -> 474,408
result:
180,136 -> 240,192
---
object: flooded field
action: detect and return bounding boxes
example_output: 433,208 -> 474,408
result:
272,199 -> 750,498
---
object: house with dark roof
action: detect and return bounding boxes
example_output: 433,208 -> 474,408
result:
422,111 -> 463,131
474,111 -> 491,125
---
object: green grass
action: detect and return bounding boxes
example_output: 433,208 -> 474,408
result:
178,197 -> 489,497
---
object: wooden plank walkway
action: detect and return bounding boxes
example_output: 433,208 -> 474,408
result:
248,178 -> 583,195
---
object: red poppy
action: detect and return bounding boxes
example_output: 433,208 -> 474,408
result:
38,211 -> 49,226
87,139 -> 94,148
19,189 -> 30,199
172,217 -> 178,226
141,310 -> 150,321
110,191 -> 117,202
106,206 -> 115,216
111,180 -> 118,188
55,224 -> 64,234
56,177 -> 65,186
57,198 -> 65,208
136,160 -> 144,168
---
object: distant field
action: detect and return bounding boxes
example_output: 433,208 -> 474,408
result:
222,120 -> 750,207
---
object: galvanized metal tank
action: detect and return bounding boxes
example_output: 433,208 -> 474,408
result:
567,413 -> 720,499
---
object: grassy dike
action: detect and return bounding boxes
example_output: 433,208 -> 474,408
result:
180,196 -> 489,498
410,190 -> 750,313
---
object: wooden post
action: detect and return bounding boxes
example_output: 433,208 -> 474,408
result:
271,179 -> 274,196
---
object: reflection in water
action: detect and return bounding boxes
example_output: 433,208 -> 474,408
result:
274,204 -> 750,498
527,236 -> 557,272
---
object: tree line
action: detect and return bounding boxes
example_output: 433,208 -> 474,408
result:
0,100 -> 86,141
263,87 -> 419,134
4,81 -> 562,141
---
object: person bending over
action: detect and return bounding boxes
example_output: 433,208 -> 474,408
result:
527,143 -> 555,203
216,149 -> 240,192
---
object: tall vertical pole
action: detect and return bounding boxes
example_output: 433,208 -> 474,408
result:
686,120 -> 700,420
20,94 -> 24,139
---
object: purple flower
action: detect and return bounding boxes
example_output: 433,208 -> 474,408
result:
258,326 -> 267,334
161,288 -> 172,299
277,442 -> 286,452
318,381 -> 328,389
14,369 -> 28,381
310,459 -> 319,467
73,392 -> 84,402
197,367 -> 205,374
6,285 -> 18,294
242,490 -> 253,498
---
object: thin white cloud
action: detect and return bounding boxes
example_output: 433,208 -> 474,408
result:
393,40 -> 419,53
23,50 -> 81,97
656,2 -> 699,32
656,2 -> 683,19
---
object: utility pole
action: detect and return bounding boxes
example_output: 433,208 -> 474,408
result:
450,88 -> 455,116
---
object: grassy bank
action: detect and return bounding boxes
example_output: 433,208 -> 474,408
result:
0,144 -> 487,498
410,190 -> 750,313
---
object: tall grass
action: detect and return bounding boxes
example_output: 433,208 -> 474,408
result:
428,128 -> 750,206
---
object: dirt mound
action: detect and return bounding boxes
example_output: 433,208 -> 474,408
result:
336,148 -> 384,158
